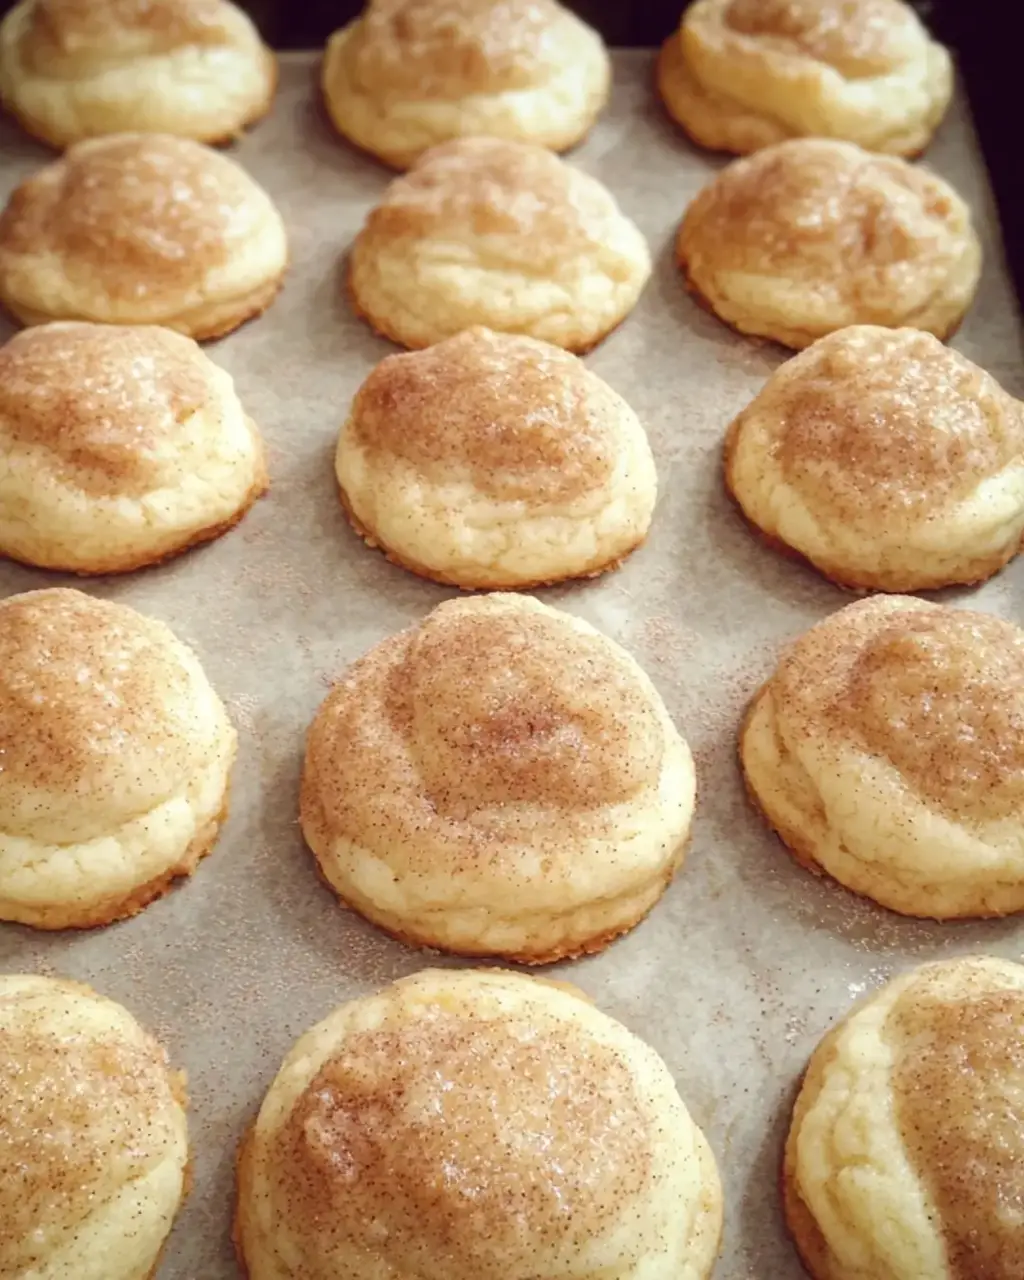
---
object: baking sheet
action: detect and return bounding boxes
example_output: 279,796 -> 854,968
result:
1,50 -> 1022,1279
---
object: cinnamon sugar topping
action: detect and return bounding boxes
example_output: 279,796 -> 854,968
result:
888,973 -> 1024,1279
0,589 -> 201,841
845,608 -> 1024,822
724,0 -> 916,77
274,1005 -> 651,1277
307,598 -> 664,853
347,0 -> 563,96
28,0 -> 231,59
362,136 -> 630,268
774,328 -> 1024,526
0,324 -> 214,498
680,140 -> 967,310
774,597 -> 1024,823
349,327 -> 617,504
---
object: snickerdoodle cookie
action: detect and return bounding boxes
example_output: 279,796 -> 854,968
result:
0,973 -> 189,1279
677,138 -> 980,348
785,955 -> 1024,1280
742,596 -> 1024,918
236,968 -> 723,1280
300,593 -> 695,962
658,0 -> 952,157
725,326 -> 1024,591
337,326 -> 656,588
0,0 -> 276,149
0,588 -> 235,928
0,322 -> 268,573
322,0 -> 609,168
0,132 -> 288,338
349,135 -> 651,352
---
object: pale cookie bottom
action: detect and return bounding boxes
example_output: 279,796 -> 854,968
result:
678,250 -> 969,352
656,36 -> 936,159
1,454 -> 269,577
338,484 -> 645,591
782,1028 -> 849,1280
144,1071 -> 193,1280
233,1125 -> 259,1280
347,256 -> 633,356
0,789 -> 231,931
322,86 -> 599,173
656,36 -> 792,156
3,56 -> 278,153
304,821 -> 690,966
722,418 -> 1022,592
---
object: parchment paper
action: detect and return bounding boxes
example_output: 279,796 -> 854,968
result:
1,51 -> 1022,1280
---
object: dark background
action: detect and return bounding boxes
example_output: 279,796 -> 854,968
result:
0,0 -> 1018,310
153,0 -> 947,49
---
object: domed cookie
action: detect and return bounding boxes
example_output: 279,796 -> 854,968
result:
236,967 -> 723,1280
337,326 -> 656,588
0,0 -> 276,149
658,0 -> 952,157
348,135 -> 651,352
321,0 -> 609,169
0,588 -> 236,928
677,138 -> 980,348
725,326 -> 1024,591
0,322 -> 268,573
786,956 -> 1024,1280
0,132 -> 288,339
0,973 -> 189,1280
742,595 -> 1024,918
300,593 -> 695,962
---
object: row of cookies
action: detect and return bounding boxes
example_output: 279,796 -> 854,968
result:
4,579 -> 1024,938
0,0 -> 955,166
0,125 -> 985,353
2,316 -> 1021,595
0,320 -> 657,583
5,954 -> 1021,1280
